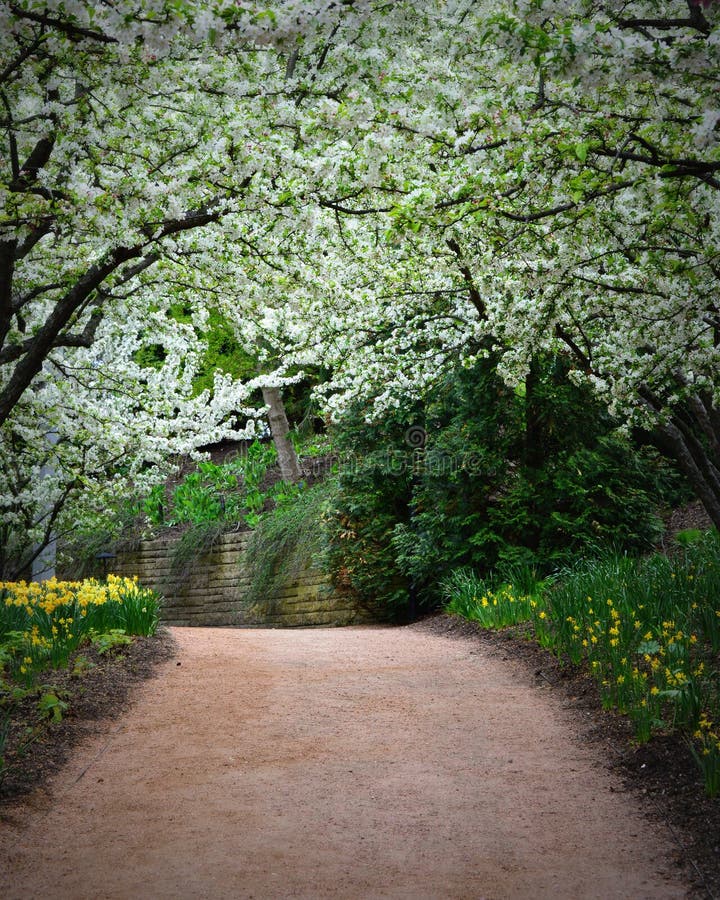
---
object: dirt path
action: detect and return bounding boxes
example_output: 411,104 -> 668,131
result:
1,626 -> 688,899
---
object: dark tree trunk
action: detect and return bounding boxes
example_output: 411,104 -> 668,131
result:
651,417 -> 720,531
523,356 -> 544,471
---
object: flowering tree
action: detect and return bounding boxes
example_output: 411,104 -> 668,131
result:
472,0 -> 720,524
268,1 -> 720,528
0,0 -> 379,573
3,0 -> 720,574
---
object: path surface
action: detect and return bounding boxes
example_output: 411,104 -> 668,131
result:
1,626 -> 687,899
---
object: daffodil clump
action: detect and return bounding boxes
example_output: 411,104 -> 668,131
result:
531,546 -> 720,797
692,715 -> 720,798
441,569 -> 535,629
0,575 -> 160,682
444,535 -> 720,796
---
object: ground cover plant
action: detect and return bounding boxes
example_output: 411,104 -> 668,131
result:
142,440 -> 282,531
443,533 -> 720,797
0,575 -> 160,788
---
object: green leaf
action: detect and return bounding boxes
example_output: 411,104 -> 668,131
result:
574,142 -> 590,163
38,691 -> 68,723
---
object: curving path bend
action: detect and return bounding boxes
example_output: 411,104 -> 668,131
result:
1,626 -> 687,899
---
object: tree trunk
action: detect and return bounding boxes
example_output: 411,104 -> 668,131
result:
29,427 -> 60,582
262,386 -> 302,483
652,419 -> 720,530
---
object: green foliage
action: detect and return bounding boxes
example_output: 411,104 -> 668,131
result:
327,353 -> 683,616
240,441 -> 281,517
325,402 -> 419,618
71,654 -> 94,678
675,529 -> 706,548
0,576 -> 159,790
420,355 -> 672,571
171,470 -> 227,524
534,536 -> 720,795
104,585 -> 161,638
59,495 -> 147,578
146,440 -> 279,529
293,431 -> 333,460
159,441 -> 308,588
37,689 -> 69,723
243,480 -> 335,615
193,310 -> 257,396
90,629 -> 133,655
143,484 -> 167,526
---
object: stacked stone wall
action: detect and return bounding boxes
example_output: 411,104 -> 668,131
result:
111,531 -> 373,627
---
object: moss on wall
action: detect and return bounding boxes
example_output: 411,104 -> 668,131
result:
112,531 -> 373,627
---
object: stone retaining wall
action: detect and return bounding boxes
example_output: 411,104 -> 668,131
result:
111,530 -> 373,628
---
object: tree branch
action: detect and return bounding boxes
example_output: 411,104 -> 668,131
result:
0,181 -> 253,426
0,307 -> 106,365
593,146 -> 720,176
446,238 -> 487,319
8,4 -> 118,44
554,324 -> 591,370
15,218 -> 56,261
498,180 -> 634,223
0,34 -> 47,85
615,7 -> 710,35
0,240 -> 16,349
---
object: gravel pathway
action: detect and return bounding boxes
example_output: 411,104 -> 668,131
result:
1,626 -> 688,899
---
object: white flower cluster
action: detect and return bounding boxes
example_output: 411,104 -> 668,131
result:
3,0 -> 720,562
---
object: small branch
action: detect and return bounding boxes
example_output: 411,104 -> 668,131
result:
446,238 -> 487,319
319,198 -> 394,215
531,71 -> 546,111
555,324 -> 591,370
0,35 -> 46,86
285,47 -> 300,80
15,218 -> 55,260
498,180 -> 634,223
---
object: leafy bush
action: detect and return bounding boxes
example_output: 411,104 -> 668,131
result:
325,403 -> 419,618
327,353 -> 684,615
144,440 -> 279,529
171,470 -> 227,524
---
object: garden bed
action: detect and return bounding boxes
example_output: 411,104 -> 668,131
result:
0,628 -> 176,802
415,613 -> 720,900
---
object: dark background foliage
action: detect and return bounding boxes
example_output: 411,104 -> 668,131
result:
325,353 -> 687,619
